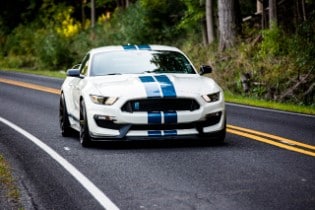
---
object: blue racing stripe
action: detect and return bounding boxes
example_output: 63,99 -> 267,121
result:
154,75 -> 176,98
148,130 -> 162,136
123,45 -> 137,50
164,111 -> 177,124
148,111 -> 162,124
138,45 -> 151,50
139,75 -> 154,83
139,76 -> 161,98
164,130 -> 177,136
148,130 -> 177,136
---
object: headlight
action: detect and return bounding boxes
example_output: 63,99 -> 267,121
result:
89,94 -> 118,105
202,92 -> 220,103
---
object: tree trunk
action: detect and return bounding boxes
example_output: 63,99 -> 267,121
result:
91,0 -> 95,28
218,0 -> 237,51
260,0 -> 268,29
116,0 -> 128,8
269,0 -> 277,28
257,0 -> 263,13
297,0 -> 307,22
301,0 -> 307,21
201,19 -> 208,46
205,0 -> 215,44
82,0 -> 86,27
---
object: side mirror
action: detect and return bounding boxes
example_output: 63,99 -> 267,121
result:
199,65 -> 212,75
66,69 -> 81,77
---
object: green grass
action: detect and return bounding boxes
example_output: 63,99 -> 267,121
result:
225,91 -> 315,115
1,68 -> 66,79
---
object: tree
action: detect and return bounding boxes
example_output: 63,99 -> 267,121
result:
116,0 -> 132,8
269,0 -> 277,28
0,0 -> 39,34
218,0 -> 238,51
258,0 -> 268,29
205,0 -> 215,44
91,0 -> 96,27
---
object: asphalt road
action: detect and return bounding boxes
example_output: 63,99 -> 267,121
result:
0,70 -> 314,210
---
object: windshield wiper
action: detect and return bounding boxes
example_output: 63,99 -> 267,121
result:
105,73 -> 121,75
141,70 -> 156,74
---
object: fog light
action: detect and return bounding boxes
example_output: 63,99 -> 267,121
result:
206,112 -> 221,118
94,115 -> 116,121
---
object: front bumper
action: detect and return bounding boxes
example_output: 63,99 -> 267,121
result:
84,93 -> 226,141
90,111 -> 224,140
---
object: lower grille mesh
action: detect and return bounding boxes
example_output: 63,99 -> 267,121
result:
121,98 -> 200,112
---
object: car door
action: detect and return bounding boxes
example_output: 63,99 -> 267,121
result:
70,54 -> 90,123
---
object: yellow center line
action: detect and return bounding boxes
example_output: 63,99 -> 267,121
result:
0,77 -> 60,95
1,77 -> 314,157
227,124 -> 315,151
227,128 -> 315,157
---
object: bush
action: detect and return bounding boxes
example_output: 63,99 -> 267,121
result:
0,24 -> 37,68
34,30 -> 74,70
258,25 -> 287,58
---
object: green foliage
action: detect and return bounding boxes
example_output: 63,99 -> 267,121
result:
3,24 -> 35,56
290,12 -> 315,70
0,2 -> 79,70
139,0 -> 186,43
34,30 -> 74,70
258,25 -> 287,58
178,0 -> 204,33
140,0 -> 185,27
0,0 -> 190,69
209,20 -> 314,105
0,24 -> 37,68
111,3 -> 149,43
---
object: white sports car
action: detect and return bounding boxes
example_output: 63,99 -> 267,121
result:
59,45 -> 226,147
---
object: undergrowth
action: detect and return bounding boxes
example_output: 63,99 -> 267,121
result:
0,155 -> 21,208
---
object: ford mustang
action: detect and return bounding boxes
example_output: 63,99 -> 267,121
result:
59,45 -> 226,147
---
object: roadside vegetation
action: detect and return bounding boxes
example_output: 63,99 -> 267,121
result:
0,155 -> 21,208
0,0 -> 314,109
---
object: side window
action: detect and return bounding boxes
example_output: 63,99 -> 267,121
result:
80,54 -> 90,76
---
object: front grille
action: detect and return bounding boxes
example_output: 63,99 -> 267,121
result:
121,98 -> 200,112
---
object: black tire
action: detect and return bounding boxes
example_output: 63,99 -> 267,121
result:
200,119 -> 226,145
80,100 -> 92,147
59,93 -> 72,137
213,118 -> 226,145
214,126 -> 226,145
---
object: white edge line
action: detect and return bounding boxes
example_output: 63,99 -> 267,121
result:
0,116 -> 119,210
226,102 -> 315,118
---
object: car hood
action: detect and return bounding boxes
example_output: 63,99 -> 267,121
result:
87,74 -> 221,97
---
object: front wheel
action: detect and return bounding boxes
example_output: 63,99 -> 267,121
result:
59,93 -> 72,137
213,118 -> 227,145
213,127 -> 226,144
80,100 -> 92,147
200,119 -> 226,145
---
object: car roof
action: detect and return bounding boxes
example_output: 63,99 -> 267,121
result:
88,45 -> 182,55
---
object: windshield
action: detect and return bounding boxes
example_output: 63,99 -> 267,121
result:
90,50 -> 196,76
